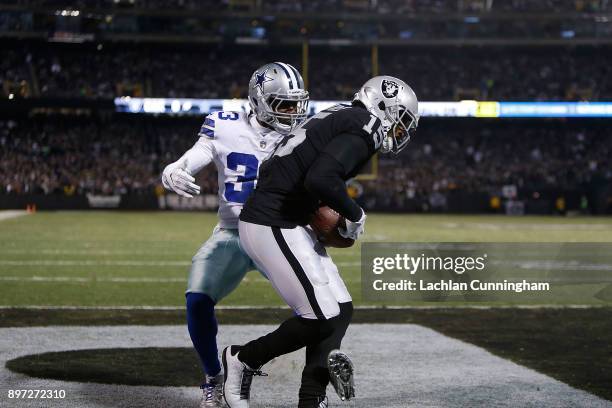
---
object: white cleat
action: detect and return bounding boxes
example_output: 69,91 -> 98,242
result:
327,350 -> 355,401
200,373 -> 225,408
222,346 -> 267,408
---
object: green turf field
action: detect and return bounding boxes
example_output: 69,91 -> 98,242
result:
1,211 -> 612,307
2,211 -> 612,402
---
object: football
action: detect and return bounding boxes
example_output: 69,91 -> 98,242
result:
309,206 -> 355,248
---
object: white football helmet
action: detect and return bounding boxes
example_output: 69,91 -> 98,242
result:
248,62 -> 309,134
353,76 -> 419,154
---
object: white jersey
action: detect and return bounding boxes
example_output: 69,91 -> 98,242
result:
197,111 -> 280,228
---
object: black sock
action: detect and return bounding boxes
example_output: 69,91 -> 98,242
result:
299,302 -> 354,406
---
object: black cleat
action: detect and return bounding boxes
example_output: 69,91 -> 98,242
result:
327,350 -> 355,401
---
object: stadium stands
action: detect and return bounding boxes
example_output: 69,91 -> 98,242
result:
3,45 -> 610,101
1,0 -> 610,214
2,118 -> 609,214
3,0 -> 607,13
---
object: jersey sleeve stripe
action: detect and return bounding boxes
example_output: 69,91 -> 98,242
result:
205,117 -> 215,127
199,126 -> 214,138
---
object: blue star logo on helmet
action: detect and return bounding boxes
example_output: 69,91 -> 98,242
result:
381,79 -> 399,98
254,69 -> 273,93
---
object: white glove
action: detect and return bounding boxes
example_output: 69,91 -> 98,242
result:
339,209 -> 366,240
161,158 -> 201,198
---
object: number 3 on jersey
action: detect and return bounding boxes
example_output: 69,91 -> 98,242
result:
225,152 -> 258,204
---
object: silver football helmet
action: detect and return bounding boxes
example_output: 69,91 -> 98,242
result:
353,75 -> 419,154
248,62 -> 309,134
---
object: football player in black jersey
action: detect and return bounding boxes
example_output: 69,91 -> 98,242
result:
222,76 -> 419,408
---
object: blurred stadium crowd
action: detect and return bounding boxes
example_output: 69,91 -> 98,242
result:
370,122 -> 611,211
1,118 -> 609,213
3,1 -> 612,45
1,0 -> 611,213
3,46 -> 609,101
0,119 -> 165,196
3,0 -> 609,13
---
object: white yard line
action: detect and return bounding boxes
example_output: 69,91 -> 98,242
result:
0,210 -> 28,222
0,249 -> 191,256
4,258 -> 612,270
0,304 -> 604,310
0,248 -> 363,258
0,260 -> 362,267
2,257 -> 608,271
0,325 -> 609,407
0,276 -> 187,283
443,222 -> 612,231
0,274 -> 361,284
0,260 -> 190,267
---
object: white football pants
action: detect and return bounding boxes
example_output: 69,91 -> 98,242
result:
238,220 -> 352,319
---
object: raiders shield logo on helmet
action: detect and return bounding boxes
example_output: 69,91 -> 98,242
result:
381,79 -> 399,98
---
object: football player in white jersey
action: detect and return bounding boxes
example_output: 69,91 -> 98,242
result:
161,62 -> 309,407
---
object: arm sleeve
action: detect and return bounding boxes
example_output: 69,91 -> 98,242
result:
303,133 -> 371,222
178,137 -> 215,175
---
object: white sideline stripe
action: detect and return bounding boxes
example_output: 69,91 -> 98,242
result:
1,275 -> 609,285
0,276 -> 186,283
0,275 -> 363,284
4,258 -> 612,271
443,222 -> 612,231
0,325 -> 607,407
1,248 -> 362,257
0,210 -> 28,222
0,260 -> 189,267
0,304 -> 604,311
0,260 -> 362,267
0,249 -> 194,256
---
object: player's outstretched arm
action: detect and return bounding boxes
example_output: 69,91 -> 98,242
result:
161,138 -> 214,198
304,133 -> 370,239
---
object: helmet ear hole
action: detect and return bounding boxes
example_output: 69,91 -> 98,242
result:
378,101 -> 385,110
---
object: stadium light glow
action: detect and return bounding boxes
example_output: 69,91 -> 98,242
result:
114,97 -> 612,118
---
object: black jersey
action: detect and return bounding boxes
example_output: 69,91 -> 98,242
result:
240,103 -> 384,228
